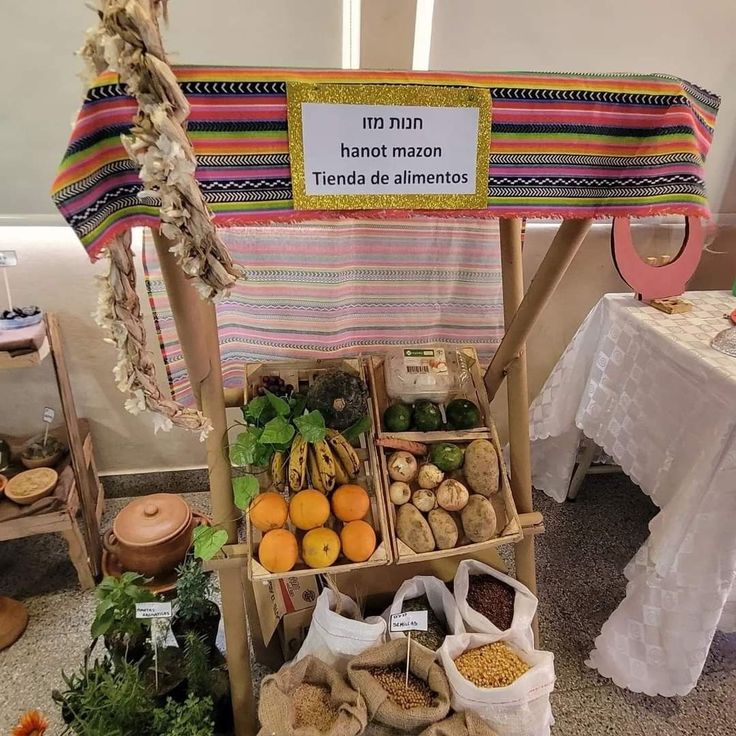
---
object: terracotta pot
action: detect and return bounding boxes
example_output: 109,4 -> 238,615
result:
104,494 -> 194,577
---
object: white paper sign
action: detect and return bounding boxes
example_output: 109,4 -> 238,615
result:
390,610 -> 429,633
42,407 -> 55,424
135,601 -> 172,619
0,251 -> 17,267
301,102 -> 480,197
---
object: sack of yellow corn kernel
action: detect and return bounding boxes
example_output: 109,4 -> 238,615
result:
347,638 -> 451,732
419,710 -> 499,736
258,654 -> 368,736
295,589 -> 387,674
439,631 -> 555,736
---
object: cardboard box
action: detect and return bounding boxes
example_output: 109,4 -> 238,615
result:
250,573 -> 319,647
277,608 -> 314,661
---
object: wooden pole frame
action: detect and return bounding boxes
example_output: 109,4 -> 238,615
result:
149,216 -> 589,734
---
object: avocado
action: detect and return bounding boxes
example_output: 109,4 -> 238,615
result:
412,400 -> 443,431
384,403 -> 412,432
445,399 -> 481,430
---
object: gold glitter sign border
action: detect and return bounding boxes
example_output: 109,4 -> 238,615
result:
287,83 -> 491,211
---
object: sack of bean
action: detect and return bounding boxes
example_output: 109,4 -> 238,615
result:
295,589 -> 387,674
453,560 -> 537,646
383,575 -> 465,654
347,638 -> 451,733
439,632 -> 555,736
258,654 -> 368,736
419,710 -> 498,736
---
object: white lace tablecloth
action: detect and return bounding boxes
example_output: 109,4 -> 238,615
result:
530,291 -> 736,696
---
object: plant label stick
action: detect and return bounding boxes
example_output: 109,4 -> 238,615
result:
389,611 -> 428,686
42,407 -> 54,449
0,251 -> 17,312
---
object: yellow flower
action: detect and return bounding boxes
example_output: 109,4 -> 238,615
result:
12,710 -> 48,736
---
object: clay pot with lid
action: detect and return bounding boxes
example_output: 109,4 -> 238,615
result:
104,494 -> 194,577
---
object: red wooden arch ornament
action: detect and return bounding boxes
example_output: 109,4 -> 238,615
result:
611,216 -> 704,301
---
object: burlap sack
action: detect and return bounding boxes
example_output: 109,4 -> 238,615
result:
258,655 -> 368,736
347,639 -> 450,733
419,711 -> 499,736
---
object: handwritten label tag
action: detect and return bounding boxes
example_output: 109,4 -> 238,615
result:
390,610 -> 429,633
0,251 -> 17,267
135,601 -> 172,619
42,407 -> 55,424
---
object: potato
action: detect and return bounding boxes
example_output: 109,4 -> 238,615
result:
460,494 -> 497,543
388,451 -> 418,482
417,463 -> 444,489
428,509 -> 459,549
412,488 -> 436,513
436,479 -> 469,511
389,481 -> 412,505
396,503 -> 436,553
463,440 -> 500,496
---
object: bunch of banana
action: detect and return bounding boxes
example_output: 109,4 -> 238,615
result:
277,430 -> 363,493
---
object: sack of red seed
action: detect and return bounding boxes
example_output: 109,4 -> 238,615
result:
383,575 -> 465,655
347,638 -> 451,733
453,560 -> 537,646
419,710 -> 499,736
258,655 -> 368,736
439,631 -> 555,736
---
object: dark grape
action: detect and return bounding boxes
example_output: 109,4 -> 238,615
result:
256,386 -> 266,396
285,384 -> 294,394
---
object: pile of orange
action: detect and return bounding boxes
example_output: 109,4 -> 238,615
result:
252,483 -> 377,573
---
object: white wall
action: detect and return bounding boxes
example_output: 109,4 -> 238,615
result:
0,0 -> 342,218
429,0 -> 736,217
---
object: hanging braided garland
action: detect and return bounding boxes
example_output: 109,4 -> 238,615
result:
80,0 -> 241,437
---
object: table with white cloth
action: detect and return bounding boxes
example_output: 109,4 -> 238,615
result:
529,290 -> 736,696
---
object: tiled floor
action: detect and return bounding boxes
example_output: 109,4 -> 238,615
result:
0,475 -> 734,735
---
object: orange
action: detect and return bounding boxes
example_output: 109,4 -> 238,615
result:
249,491 -> 289,532
331,484 -> 370,522
340,520 -> 377,563
258,529 -> 298,573
289,489 -> 330,530
301,527 -> 341,569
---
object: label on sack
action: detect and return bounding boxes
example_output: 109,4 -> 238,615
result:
135,602 -> 172,619
390,610 -> 429,632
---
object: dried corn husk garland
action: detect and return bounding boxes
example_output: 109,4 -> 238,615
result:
95,233 -> 212,437
79,0 -> 240,433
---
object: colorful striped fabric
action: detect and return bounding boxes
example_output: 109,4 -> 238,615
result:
52,67 -> 719,261
143,218 -> 504,404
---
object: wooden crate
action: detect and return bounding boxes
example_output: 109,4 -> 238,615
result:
369,347 -> 493,440
366,351 -> 522,565
242,358 -> 392,582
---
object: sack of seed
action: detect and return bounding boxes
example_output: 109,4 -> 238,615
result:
439,631 -> 555,736
347,638 -> 451,733
295,589 -> 387,673
258,654 -> 368,736
419,711 -> 498,736
453,560 -> 537,646
383,575 -> 465,655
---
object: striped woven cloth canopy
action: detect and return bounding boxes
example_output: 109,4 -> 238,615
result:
52,67 -> 719,260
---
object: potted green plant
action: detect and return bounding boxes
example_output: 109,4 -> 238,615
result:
172,558 -> 221,653
91,572 -> 157,662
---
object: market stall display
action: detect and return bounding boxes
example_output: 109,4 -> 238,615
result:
49,1 -> 720,732
530,290 -> 736,696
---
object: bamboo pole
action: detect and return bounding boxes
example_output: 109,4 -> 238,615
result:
150,230 -> 236,540
486,218 -> 593,398
498,218 -> 538,643
151,230 -> 254,735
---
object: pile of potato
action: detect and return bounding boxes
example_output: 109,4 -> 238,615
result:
387,439 -> 501,554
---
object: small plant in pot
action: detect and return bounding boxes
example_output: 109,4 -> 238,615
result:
173,557 -> 221,654
21,435 -> 66,469
91,572 -> 157,663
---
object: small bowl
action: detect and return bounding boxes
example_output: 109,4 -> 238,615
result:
20,449 -> 64,470
0,474 -> 7,496
0,312 -> 43,331
5,468 -> 58,505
